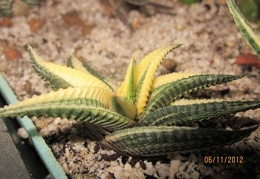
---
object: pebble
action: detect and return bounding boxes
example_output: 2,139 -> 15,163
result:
190,171 -> 200,179
17,127 -> 29,139
27,18 -> 46,32
143,161 -> 156,176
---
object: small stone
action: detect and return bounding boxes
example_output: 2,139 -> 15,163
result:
131,18 -> 144,30
162,59 -> 177,72
4,47 -> 22,61
241,84 -> 250,94
0,18 -> 12,27
134,162 -> 140,169
143,161 -> 156,176
169,160 -> 181,178
17,127 -> 29,139
63,11 -> 84,26
27,18 -> 46,32
176,23 -> 184,30
124,163 -> 132,171
155,162 -> 170,179
23,81 -> 32,95
179,161 -> 189,172
190,171 -> 200,179
236,53 -> 260,69
81,24 -> 96,36
109,165 -> 123,179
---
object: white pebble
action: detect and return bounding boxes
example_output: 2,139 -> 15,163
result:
17,127 -> 29,139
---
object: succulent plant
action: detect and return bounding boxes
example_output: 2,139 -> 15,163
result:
0,44 -> 259,157
227,0 -> 260,57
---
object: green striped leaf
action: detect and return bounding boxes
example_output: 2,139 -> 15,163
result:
67,55 -> 115,91
28,46 -> 113,92
137,100 -> 260,126
226,0 -> 260,56
0,87 -> 111,115
0,104 -> 136,131
109,95 -> 137,119
135,44 -> 181,116
117,56 -> 135,102
141,74 -> 243,118
104,126 -> 258,156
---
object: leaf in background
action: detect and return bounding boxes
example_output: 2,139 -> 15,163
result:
227,0 -> 260,57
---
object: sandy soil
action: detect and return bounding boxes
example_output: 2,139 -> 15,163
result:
0,0 -> 260,178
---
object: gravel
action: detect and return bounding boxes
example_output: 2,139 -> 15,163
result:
0,0 -> 260,178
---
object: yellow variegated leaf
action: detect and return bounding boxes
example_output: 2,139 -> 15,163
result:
227,0 -> 260,56
170,99 -> 224,106
67,55 -> 115,91
135,45 -> 181,86
152,72 -> 200,90
135,44 -> 181,116
109,95 -> 137,119
67,55 -> 92,75
28,46 -> 113,92
149,72 -> 200,98
1,87 -> 111,112
117,56 -> 135,102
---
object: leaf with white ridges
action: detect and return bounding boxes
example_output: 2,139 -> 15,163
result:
67,55 -> 115,91
117,56 -> 135,102
0,104 -> 136,131
137,100 -> 260,126
109,95 -> 137,119
0,87 -> 111,116
28,45 -> 113,92
135,44 -> 181,116
104,126 -> 258,156
141,74 -> 244,118
150,72 -> 199,99
226,0 -> 260,56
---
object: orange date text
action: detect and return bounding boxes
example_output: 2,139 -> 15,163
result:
204,156 -> 243,164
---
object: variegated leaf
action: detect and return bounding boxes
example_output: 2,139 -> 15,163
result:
28,45 -> 113,92
141,74 -> 243,118
117,56 -> 135,102
137,100 -> 260,126
67,55 -> 115,91
0,104 -> 136,131
135,44 -> 181,116
150,72 -> 199,99
0,87 -> 111,113
109,95 -> 137,119
104,126 -> 258,156
226,0 -> 260,56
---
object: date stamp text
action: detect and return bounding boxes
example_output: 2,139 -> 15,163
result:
204,156 -> 243,164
